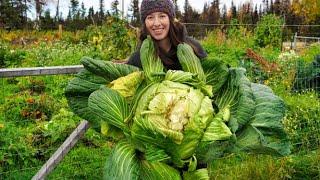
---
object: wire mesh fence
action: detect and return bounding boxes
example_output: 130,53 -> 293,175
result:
184,23 -> 320,51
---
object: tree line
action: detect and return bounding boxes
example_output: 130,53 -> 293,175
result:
0,0 -> 122,30
0,0 -> 319,36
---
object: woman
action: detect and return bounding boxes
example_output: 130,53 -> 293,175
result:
127,0 -> 207,70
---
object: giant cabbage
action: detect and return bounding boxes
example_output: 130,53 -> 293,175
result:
65,36 -> 290,179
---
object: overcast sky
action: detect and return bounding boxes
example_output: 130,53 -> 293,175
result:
42,0 -> 263,18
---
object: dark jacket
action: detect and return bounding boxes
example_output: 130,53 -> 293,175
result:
126,36 -> 207,70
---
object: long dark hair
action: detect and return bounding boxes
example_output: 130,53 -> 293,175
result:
138,18 -> 202,56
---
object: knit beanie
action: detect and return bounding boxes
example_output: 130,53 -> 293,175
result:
140,0 -> 176,22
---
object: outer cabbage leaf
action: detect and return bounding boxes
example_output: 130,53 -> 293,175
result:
201,58 -> 229,94
104,140 -> 141,180
196,140 -> 236,164
132,116 -> 183,149
164,70 -> 197,83
177,43 -> 206,82
140,160 -> 181,180
195,110 -> 234,163
104,140 -> 181,180
234,83 -> 290,156
165,70 -> 213,97
140,36 -> 165,82
183,168 -> 209,180
211,68 -> 290,156
65,58 -> 139,131
88,86 -> 130,133
108,71 -> 144,101
143,144 -> 171,163
215,68 -> 255,132
81,56 -> 139,82
65,69 -> 107,128
202,112 -> 232,142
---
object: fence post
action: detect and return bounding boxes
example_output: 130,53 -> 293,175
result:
58,24 -> 63,39
293,32 -> 297,50
32,120 -> 90,180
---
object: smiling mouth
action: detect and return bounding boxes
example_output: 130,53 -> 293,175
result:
153,29 -> 163,34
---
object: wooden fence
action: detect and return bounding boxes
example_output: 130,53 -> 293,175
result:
293,32 -> 320,50
0,65 -> 83,78
1,65 -> 89,179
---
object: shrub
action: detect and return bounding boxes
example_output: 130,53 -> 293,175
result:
80,17 -> 137,61
282,92 -> 320,151
202,29 -> 253,67
0,42 -> 26,67
254,14 -> 283,49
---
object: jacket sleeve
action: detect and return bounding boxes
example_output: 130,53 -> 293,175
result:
126,51 -> 142,69
185,36 -> 208,59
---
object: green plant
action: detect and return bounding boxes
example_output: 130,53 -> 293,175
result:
202,28 -> 253,67
0,120 -> 39,175
46,146 -> 110,179
254,47 -> 320,152
81,16 -> 137,61
0,42 -> 26,67
282,92 -> 320,151
227,19 -> 241,39
208,150 -> 320,180
299,44 -> 320,63
65,36 -> 290,179
254,14 -> 284,49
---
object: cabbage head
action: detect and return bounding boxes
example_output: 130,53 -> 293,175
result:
65,36 -> 290,179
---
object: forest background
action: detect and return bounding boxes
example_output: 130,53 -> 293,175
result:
1,0 -> 320,36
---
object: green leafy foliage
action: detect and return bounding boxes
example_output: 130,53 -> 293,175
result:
254,14 -> 284,49
0,42 -> 26,67
282,92 -> 320,151
140,36 -> 165,82
208,151 -> 320,180
202,29 -> 253,67
81,17 -> 137,60
177,43 -> 206,82
47,146 -> 110,179
66,36 -> 290,179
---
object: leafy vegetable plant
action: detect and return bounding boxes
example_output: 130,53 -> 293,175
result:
65,36 -> 290,179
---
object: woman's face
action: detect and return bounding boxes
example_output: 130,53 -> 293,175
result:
145,12 -> 170,41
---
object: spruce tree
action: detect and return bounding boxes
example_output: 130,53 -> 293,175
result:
80,2 -> 86,20
99,0 -> 105,20
70,0 -> 79,19
183,0 -> 192,23
111,0 -> 119,17
130,0 -> 140,26
231,1 -> 237,19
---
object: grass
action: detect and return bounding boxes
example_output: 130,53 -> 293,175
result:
47,146 -> 110,179
208,150 -> 320,180
3,145 -> 110,179
0,74 -> 110,178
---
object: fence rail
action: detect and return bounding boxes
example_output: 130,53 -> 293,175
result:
0,65 -> 84,77
293,32 -> 320,50
32,120 -> 89,180
0,66 -> 91,179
